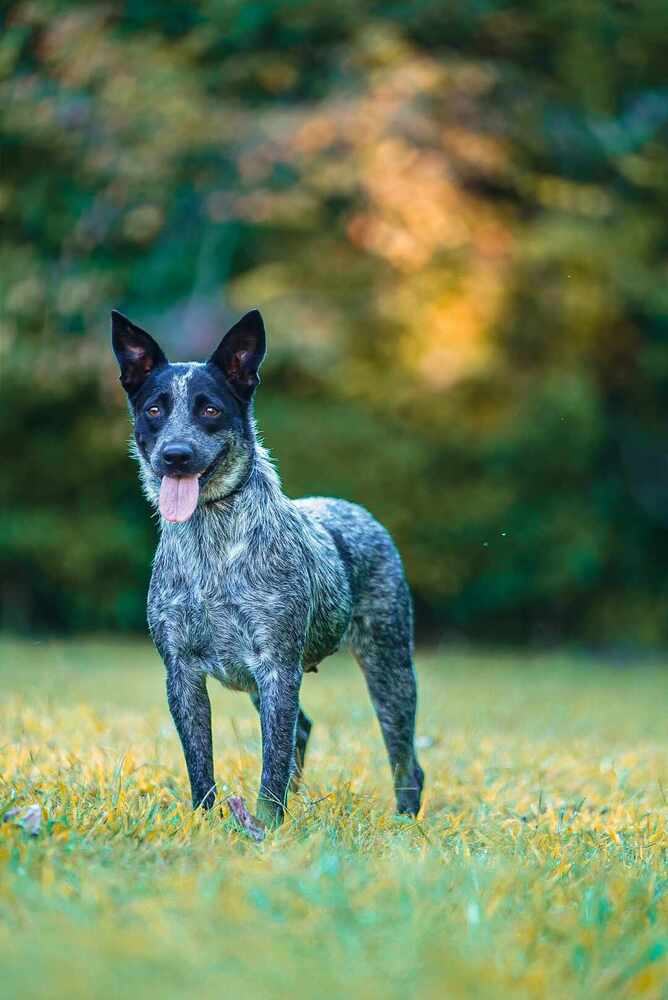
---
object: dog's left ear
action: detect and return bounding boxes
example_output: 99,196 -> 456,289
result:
208,309 -> 266,402
111,311 -> 168,397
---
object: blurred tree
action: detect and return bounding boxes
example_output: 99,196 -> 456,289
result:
2,0 -> 668,643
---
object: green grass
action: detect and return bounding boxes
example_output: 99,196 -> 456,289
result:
1,639 -> 668,999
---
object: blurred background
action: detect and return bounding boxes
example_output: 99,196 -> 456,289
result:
3,0 -> 668,646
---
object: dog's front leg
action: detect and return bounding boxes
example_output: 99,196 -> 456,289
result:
166,665 -> 216,810
255,669 -> 300,829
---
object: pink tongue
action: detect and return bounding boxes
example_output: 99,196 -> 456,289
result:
159,475 -> 200,523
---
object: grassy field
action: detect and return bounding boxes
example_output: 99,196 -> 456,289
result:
1,639 -> 668,999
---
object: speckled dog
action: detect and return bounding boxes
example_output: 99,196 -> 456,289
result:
112,308 -> 424,828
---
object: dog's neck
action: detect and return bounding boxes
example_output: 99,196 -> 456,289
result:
204,441 -> 283,516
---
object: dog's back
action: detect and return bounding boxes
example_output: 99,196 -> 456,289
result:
295,495 -> 412,642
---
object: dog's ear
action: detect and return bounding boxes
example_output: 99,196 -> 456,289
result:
111,311 -> 168,396
208,309 -> 266,402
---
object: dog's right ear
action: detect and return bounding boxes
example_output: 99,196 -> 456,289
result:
111,311 -> 168,397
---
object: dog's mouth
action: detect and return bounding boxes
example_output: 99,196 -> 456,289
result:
159,474 -> 201,523
158,455 -> 223,523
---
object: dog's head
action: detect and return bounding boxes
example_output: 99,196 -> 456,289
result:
112,309 -> 266,522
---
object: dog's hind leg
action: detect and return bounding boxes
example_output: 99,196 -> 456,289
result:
353,636 -> 423,815
250,692 -> 313,793
351,584 -> 424,816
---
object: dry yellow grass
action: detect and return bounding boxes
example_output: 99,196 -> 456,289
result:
1,638 -> 668,998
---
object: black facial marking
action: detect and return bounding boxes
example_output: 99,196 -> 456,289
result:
128,363 -> 252,482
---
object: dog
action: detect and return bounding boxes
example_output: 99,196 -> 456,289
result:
112,308 -> 424,828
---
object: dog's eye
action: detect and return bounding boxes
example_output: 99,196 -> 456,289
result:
202,405 -> 221,418
146,405 -> 161,418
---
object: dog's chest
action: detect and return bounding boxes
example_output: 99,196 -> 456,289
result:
148,535 -> 264,690
147,503 -> 353,686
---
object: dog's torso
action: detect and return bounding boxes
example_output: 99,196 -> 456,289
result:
147,448 -> 399,692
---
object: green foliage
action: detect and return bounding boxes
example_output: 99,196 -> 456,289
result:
2,1 -> 668,640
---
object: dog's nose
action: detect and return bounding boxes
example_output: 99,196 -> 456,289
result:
162,442 -> 195,469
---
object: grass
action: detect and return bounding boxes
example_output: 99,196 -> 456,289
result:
1,639 -> 668,999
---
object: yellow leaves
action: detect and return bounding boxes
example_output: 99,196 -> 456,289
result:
122,206 -> 164,244
296,49 -> 516,388
550,858 -> 572,882
442,127 -> 507,176
349,138 -> 472,271
293,116 -> 337,157
194,40 -> 517,394
397,287 -> 496,390
629,968 -> 657,994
